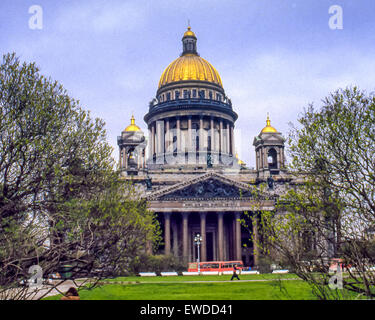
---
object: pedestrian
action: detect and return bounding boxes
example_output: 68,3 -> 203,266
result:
230,264 -> 240,281
61,287 -> 80,300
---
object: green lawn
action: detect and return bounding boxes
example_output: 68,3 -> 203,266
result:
102,273 -> 298,283
45,274 -> 319,300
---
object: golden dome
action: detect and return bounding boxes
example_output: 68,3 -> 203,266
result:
261,115 -> 278,133
124,115 -> 141,132
158,27 -> 223,89
158,54 -> 223,89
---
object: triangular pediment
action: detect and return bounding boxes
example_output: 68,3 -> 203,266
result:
148,172 -> 257,201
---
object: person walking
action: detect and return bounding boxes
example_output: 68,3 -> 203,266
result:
230,264 -> 240,281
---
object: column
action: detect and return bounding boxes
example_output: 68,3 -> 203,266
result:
188,116 -> 192,152
230,125 -> 235,155
148,127 -> 152,161
187,116 -> 194,164
176,117 -> 181,153
156,120 -> 164,155
235,212 -> 241,260
219,120 -> 224,154
218,212 -> 224,261
165,119 -> 170,152
122,148 -> 126,169
263,147 -> 268,169
151,124 -> 155,156
210,117 -> 215,152
200,212 -> 207,262
124,147 -> 128,169
182,212 -> 189,260
164,212 -> 171,255
252,215 -> 259,267
226,122 -> 230,154
172,218 -> 178,256
199,116 -> 204,152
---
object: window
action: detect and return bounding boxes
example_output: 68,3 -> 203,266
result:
209,91 -> 213,99
183,90 -> 189,99
217,93 -> 222,101
199,90 -> 205,99
267,148 -> 277,169
192,89 -> 197,98
175,91 -> 180,99
166,92 -> 171,101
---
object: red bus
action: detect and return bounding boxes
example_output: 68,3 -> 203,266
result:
329,258 -> 351,273
188,261 -> 244,272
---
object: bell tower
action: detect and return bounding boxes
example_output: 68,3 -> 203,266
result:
117,115 -> 146,176
253,115 -> 286,177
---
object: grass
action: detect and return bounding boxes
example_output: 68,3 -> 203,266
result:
100,273 -> 298,283
44,273 -> 320,300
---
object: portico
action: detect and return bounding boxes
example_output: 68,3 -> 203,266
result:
147,172 -> 275,265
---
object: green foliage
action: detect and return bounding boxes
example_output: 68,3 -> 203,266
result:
256,87 -> 375,299
130,254 -> 186,274
0,53 -> 159,299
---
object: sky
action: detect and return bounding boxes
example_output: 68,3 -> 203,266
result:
1,0 -> 375,168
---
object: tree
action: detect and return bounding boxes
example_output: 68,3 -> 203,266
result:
0,53 -> 159,299
257,87 -> 375,299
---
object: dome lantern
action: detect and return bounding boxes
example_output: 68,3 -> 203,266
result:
182,26 -> 197,55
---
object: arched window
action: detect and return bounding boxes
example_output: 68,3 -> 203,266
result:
267,148 -> 277,169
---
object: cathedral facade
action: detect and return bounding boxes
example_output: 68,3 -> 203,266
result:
117,27 -> 295,267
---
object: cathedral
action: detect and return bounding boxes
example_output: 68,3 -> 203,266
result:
117,27 -> 295,267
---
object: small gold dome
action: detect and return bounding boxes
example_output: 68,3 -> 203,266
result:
124,115 -> 141,132
158,54 -> 223,89
183,26 -> 196,39
261,115 -> 278,133
235,153 -> 245,166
